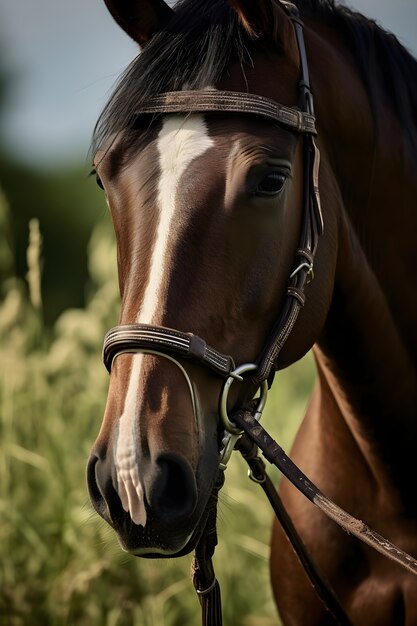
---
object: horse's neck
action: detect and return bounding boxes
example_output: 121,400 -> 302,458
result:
308,20 -> 417,499
316,216 -> 417,491
315,219 -> 417,515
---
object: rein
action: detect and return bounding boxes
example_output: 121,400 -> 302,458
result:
100,3 -> 417,625
231,408 -> 417,579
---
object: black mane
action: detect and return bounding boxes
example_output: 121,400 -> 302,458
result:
92,0 -> 417,154
92,0 -> 250,153
298,0 -> 417,150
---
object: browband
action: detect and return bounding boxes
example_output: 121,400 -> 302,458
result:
138,90 -> 317,135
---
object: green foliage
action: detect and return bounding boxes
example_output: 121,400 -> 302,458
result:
0,156 -> 106,324
0,196 -> 315,626
0,187 -> 14,289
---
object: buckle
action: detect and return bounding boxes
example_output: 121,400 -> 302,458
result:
289,261 -> 314,284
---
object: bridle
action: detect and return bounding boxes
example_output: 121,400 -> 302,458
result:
101,3 -> 417,625
103,1 -> 322,386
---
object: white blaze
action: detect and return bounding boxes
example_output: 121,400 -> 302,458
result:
114,115 -> 214,526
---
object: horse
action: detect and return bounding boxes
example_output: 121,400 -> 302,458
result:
86,0 -> 417,623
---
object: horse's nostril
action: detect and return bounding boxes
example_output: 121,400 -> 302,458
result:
87,454 -> 103,508
149,454 -> 197,525
87,453 -> 124,524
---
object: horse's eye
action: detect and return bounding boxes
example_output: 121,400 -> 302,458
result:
90,168 -> 105,190
254,171 -> 287,197
95,173 -> 104,190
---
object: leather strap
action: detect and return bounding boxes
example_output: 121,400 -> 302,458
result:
236,435 -> 353,626
253,134 -> 322,383
138,90 -> 317,134
192,473 -> 224,626
251,2 -> 324,381
232,409 -> 417,577
103,324 -> 235,377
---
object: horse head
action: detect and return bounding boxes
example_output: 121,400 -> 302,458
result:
87,0 -> 336,558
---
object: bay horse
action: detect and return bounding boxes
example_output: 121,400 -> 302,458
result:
87,0 -> 417,623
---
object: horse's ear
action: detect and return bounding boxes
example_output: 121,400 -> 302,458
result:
229,0 -> 290,40
103,0 -> 174,47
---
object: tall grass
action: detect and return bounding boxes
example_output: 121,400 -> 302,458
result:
0,200 -> 315,626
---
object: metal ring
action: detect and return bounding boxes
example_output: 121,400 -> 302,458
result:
248,467 -> 267,484
219,363 -> 268,435
218,431 -> 242,471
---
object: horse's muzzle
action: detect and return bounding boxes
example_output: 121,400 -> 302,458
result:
87,448 -> 214,557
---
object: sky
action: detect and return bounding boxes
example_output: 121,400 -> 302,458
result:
1,0 -> 416,168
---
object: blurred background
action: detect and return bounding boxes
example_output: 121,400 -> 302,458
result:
1,1 -> 416,625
